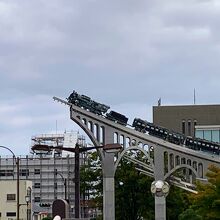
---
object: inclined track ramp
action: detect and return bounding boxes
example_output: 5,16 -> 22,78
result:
53,96 -> 220,165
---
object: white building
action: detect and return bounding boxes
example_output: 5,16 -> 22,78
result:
0,131 -> 86,218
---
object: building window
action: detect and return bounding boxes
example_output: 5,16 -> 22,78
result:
204,130 -> 212,141
20,169 -> 29,176
195,128 -> 220,143
34,197 -> 40,202
195,130 -> 203,139
0,170 -> 13,176
7,194 -> 16,201
212,130 -> 220,143
6,212 -> 16,217
188,120 -> 191,136
6,170 -> 14,176
34,183 -> 41,188
193,120 -> 197,136
0,170 -> 5,176
34,169 -> 40,175
182,120 -> 185,135
194,120 -> 197,127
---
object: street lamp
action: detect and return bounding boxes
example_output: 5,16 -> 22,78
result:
151,180 -> 170,220
32,143 -> 122,219
55,171 -> 67,201
25,187 -> 32,220
0,146 -> 20,220
25,196 -> 30,220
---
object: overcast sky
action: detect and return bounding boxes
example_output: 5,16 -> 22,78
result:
0,0 -> 220,155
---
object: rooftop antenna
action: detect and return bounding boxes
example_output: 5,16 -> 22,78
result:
56,120 -> 57,134
158,97 -> 161,106
194,89 -> 196,105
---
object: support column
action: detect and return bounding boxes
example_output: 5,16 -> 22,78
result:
155,197 -> 166,220
153,146 -> 167,220
75,145 -> 80,218
102,152 -> 115,220
103,177 -> 115,220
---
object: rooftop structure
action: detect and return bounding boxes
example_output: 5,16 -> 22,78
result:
153,104 -> 220,138
31,131 -> 85,157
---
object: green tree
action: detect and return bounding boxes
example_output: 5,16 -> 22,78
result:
115,158 -> 154,220
178,209 -> 202,220
188,164 -> 220,220
166,185 -> 191,220
80,151 -> 103,217
81,151 -> 192,220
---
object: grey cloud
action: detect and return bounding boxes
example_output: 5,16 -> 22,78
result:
0,0 -> 219,154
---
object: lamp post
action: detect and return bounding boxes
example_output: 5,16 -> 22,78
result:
55,171 -> 67,201
151,180 -> 170,220
25,188 -> 31,220
0,146 -> 20,220
32,143 -> 122,219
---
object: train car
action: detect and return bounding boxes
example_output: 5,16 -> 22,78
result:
132,118 -> 220,154
132,118 -> 148,132
133,118 -> 186,144
91,101 -> 110,115
106,111 -> 128,126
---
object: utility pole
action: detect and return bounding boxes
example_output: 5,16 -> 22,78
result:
17,157 -> 20,220
75,144 -> 80,218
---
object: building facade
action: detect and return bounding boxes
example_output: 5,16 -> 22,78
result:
0,131 -> 86,218
0,180 -> 32,220
0,154 -> 77,218
153,104 -> 220,138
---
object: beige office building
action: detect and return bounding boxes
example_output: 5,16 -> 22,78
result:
153,104 -> 220,138
0,180 -> 32,220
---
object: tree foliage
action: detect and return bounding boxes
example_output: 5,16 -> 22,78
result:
188,164 -> 220,220
166,185 -> 191,220
80,151 -> 192,220
115,158 -> 154,220
178,209 -> 202,220
80,151 -> 103,209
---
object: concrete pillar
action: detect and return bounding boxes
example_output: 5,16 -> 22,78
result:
153,146 -> 167,220
155,197 -> 166,220
103,177 -> 115,220
102,152 -> 115,220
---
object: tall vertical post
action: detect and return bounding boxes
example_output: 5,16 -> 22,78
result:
64,178 -> 67,201
26,203 -> 28,220
154,146 -> 167,220
155,196 -> 166,220
75,144 -> 80,218
102,152 -> 115,220
17,157 -> 20,220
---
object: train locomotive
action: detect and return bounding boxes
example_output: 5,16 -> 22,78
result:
132,118 -> 220,154
67,90 -> 110,115
67,90 -> 129,126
